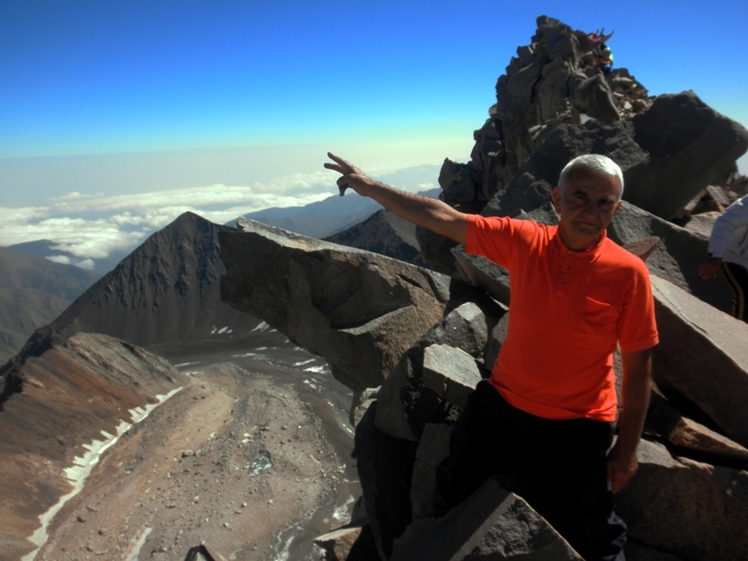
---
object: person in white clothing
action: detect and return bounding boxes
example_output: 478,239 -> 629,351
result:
699,193 -> 748,322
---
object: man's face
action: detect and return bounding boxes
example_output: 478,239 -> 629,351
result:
552,169 -> 622,251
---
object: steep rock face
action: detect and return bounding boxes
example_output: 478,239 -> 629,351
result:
2,212 -> 259,377
0,332 -> 184,560
219,218 -> 451,390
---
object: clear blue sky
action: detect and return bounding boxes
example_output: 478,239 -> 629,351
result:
1,0 -> 747,269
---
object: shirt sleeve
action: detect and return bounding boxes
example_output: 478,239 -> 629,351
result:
708,195 -> 748,258
618,261 -> 659,352
466,214 -> 534,269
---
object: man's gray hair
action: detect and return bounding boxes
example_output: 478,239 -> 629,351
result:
558,154 -> 624,201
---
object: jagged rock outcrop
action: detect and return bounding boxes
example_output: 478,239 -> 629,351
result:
0,332 -> 184,561
220,218 -> 452,390
417,16 -> 748,274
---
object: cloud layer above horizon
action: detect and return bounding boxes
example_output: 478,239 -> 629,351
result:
0,170 -> 342,268
0,162 -> 440,271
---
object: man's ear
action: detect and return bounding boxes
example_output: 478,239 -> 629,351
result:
613,199 -> 623,215
552,187 -> 562,213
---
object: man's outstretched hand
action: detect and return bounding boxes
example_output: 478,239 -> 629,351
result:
324,152 -> 374,197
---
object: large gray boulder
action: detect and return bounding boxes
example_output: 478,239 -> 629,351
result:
608,202 -> 733,313
650,275 -> 748,448
627,92 -> 748,220
219,218 -> 451,390
617,439 -> 748,561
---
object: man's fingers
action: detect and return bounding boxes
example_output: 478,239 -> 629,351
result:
326,152 -> 354,174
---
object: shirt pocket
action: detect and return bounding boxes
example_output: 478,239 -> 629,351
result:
581,297 -> 618,333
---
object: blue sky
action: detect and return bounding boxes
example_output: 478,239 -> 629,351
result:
1,0 -> 747,269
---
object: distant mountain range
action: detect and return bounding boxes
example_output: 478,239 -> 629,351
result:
324,209 -> 431,268
0,247 -> 97,364
237,193 -> 384,238
9,239 -> 130,276
233,168 -> 441,239
237,186 -> 440,235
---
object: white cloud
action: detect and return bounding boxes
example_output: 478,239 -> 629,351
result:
46,255 -> 72,265
76,258 -> 95,271
0,206 -> 51,226
0,162 -> 438,268
0,183 -> 335,263
51,170 -> 338,215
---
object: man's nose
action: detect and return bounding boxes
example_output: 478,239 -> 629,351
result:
580,199 -> 601,215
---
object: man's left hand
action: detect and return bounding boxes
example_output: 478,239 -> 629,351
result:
606,442 -> 638,494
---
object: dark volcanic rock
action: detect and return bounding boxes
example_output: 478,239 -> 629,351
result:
220,218 -> 451,390
628,92 -> 748,220
355,402 -> 418,560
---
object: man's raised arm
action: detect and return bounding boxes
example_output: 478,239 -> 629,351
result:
325,152 -> 468,244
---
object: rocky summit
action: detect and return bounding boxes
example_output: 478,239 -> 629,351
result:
220,15 -> 748,561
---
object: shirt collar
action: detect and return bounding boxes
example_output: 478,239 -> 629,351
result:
551,226 -> 607,261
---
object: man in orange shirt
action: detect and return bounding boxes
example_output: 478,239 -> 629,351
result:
325,152 -> 658,561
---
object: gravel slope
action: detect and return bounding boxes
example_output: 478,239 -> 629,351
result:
34,350 -> 359,561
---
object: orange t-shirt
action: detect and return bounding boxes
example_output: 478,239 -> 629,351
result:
466,214 -> 659,422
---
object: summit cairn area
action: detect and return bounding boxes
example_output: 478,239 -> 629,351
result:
221,15 -> 748,561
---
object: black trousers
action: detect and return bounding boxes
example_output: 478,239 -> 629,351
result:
723,261 -> 748,323
435,380 -> 626,561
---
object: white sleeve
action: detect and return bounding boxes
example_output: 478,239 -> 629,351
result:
708,196 -> 748,258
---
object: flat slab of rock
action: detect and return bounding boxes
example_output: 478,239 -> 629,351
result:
646,392 -> 748,467
391,478 -> 582,561
650,274 -> 748,448
219,218 -> 451,390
